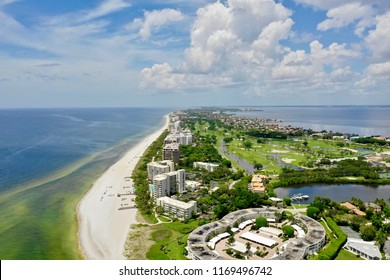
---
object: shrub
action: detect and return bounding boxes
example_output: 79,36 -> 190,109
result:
307,206 -> 321,219
314,216 -> 347,260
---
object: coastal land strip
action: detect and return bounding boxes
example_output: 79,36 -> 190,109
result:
77,114 -> 169,259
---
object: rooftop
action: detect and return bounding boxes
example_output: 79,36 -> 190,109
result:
157,196 -> 196,210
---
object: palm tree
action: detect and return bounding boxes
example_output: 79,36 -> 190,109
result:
227,235 -> 235,246
246,242 -> 251,254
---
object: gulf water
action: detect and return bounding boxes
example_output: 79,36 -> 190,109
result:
0,108 -> 171,192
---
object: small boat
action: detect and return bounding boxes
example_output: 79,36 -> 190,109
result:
290,193 -> 309,200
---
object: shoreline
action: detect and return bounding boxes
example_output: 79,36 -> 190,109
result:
77,114 -> 170,260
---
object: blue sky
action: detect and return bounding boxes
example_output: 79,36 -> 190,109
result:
0,0 -> 389,108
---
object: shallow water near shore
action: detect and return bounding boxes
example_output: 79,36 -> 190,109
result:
0,108 -> 170,259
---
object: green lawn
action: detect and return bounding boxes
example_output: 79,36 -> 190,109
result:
157,215 -> 172,222
263,165 -> 283,174
320,220 -> 334,241
147,220 -> 199,260
291,203 -> 309,209
335,249 -> 363,260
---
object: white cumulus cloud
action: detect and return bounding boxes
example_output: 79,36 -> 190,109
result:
317,2 -> 376,36
141,0 -> 296,89
129,8 -> 184,39
365,12 -> 390,61
140,0 -> 364,95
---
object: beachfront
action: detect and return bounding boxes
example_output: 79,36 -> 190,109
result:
77,115 -> 169,260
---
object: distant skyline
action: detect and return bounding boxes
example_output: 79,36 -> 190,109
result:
0,0 -> 389,108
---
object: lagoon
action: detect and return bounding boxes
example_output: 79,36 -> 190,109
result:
274,184 -> 390,204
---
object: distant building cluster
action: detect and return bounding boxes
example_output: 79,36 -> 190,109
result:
162,112 -> 194,163
146,113 -> 198,220
193,162 -> 219,172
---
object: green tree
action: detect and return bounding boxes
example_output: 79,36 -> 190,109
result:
255,217 -> 268,229
283,225 -> 295,237
227,235 -> 235,246
243,140 -> 253,150
214,204 -> 229,219
310,197 -> 331,212
384,207 -> 390,218
254,162 -> 263,170
360,225 -> 377,241
283,197 -> 292,206
307,206 -> 321,219
350,215 -> 367,232
246,242 -> 251,253
375,229 -> 387,249
257,138 -> 265,144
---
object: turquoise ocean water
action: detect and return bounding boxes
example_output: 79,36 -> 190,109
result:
0,108 -> 172,192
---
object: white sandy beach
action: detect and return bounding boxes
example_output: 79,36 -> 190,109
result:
77,115 -> 169,259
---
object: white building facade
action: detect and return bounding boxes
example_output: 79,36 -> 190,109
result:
156,196 -> 197,220
150,169 -> 186,199
146,160 -> 175,180
193,162 -> 219,172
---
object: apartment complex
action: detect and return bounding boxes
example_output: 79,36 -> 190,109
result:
164,132 -> 193,146
162,143 -> 180,162
156,196 -> 197,220
193,161 -> 219,172
146,160 -> 175,180
150,169 -> 185,199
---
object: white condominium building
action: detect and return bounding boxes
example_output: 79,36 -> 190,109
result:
193,162 -> 219,172
150,169 -> 186,199
156,196 -> 197,220
146,160 -> 175,180
164,132 -> 193,146
178,132 -> 193,145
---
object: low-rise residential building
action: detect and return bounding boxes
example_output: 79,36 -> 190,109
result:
384,240 -> 390,260
146,160 -> 175,180
364,202 -> 381,212
193,162 -> 219,172
187,209 -> 325,260
250,174 -> 268,193
345,238 -> 382,260
340,202 -> 366,216
185,180 -> 201,191
163,143 -> 180,162
156,196 -> 197,220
